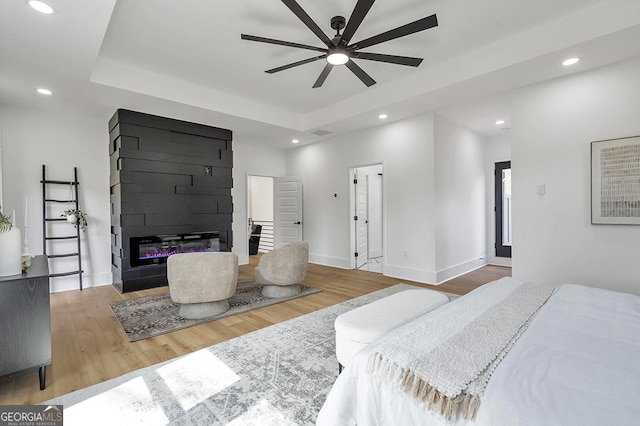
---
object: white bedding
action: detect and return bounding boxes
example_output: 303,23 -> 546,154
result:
317,281 -> 640,426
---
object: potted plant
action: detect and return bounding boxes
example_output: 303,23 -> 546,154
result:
0,206 -> 22,276
0,207 -> 11,234
61,208 -> 88,231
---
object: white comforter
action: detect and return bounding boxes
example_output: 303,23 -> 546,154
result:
317,281 -> 640,426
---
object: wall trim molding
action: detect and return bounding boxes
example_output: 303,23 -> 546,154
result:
436,257 -> 487,284
383,263 -> 438,285
237,253 -> 249,266
50,272 -> 112,293
309,253 -> 351,270
487,257 -> 512,267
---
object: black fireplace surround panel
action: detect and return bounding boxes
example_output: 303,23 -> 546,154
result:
109,109 -> 233,293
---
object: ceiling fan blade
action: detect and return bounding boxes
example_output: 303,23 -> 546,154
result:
241,34 -> 327,53
313,63 -> 334,88
350,14 -> 438,50
352,52 -> 423,67
281,0 -> 334,47
340,0 -> 376,46
345,60 -> 376,87
266,55 -> 326,74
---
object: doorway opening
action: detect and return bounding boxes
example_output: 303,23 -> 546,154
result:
350,164 -> 384,273
247,175 -> 274,256
495,161 -> 512,258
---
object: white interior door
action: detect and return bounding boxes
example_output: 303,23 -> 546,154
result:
355,171 -> 368,268
274,176 -> 303,248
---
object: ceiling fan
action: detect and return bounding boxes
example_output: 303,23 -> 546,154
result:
241,0 -> 438,88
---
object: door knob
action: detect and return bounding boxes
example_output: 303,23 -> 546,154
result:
294,221 -> 301,225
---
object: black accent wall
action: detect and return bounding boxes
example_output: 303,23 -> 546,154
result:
109,110 -> 233,293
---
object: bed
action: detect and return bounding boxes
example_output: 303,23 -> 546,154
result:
317,277 -> 640,425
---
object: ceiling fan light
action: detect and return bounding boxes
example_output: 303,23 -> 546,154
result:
327,52 -> 349,66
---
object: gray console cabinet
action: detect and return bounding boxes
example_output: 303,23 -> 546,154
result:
0,255 -> 51,390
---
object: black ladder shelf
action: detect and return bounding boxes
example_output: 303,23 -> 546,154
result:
41,165 -> 84,290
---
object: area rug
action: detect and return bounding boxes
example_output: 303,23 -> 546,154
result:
48,284 -> 446,425
110,279 -> 322,342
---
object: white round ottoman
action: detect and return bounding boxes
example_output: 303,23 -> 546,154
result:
335,289 -> 449,371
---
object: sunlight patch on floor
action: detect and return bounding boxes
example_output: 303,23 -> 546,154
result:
158,350 -> 240,411
226,398 -> 298,426
64,377 -> 169,425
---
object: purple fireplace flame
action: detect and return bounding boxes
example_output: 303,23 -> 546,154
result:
130,232 -> 219,267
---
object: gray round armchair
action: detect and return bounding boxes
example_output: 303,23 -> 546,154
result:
167,252 -> 238,319
254,241 -> 309,298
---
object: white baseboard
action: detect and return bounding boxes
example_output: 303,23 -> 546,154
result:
436,257 -> 487,284
237,253 -> 249,266
309,253 -> 351,270
50,272 -> 112,293
383,264 -> 437,285
488,257 -> 512,267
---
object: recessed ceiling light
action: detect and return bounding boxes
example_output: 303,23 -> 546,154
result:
562,57 -> 580,66
28,1 -> 55,14
36,88 -> 53,95
292,139 -> 299,144
378,114 -> 388,119
495,120 -> 505,125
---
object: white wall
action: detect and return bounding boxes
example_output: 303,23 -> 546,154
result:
485,134 -> 512,267
434,114 -> 487,282
287,113 -> 439,283
0,105 -> 287,289
232,139 -> 286,265
512,56 -> 640,295
357,164 -> 383,259
1,105 -> 112,292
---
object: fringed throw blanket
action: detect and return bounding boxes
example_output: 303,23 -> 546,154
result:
368,280 -> 557,421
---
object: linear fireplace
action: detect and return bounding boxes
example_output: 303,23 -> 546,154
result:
130,232 -> 220,267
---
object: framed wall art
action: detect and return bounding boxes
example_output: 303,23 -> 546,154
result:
591,135 -> 640,225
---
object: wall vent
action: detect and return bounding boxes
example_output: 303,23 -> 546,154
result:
310,129 -> 332,136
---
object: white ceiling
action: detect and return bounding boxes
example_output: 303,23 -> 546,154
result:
1,0 -> 640,149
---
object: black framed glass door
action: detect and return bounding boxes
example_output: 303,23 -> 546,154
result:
495,161 -> 512,258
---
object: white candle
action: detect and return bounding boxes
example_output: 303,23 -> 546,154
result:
24,197 -> 28,225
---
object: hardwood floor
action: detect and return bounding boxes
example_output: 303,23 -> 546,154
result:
0,258 -> 510,405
